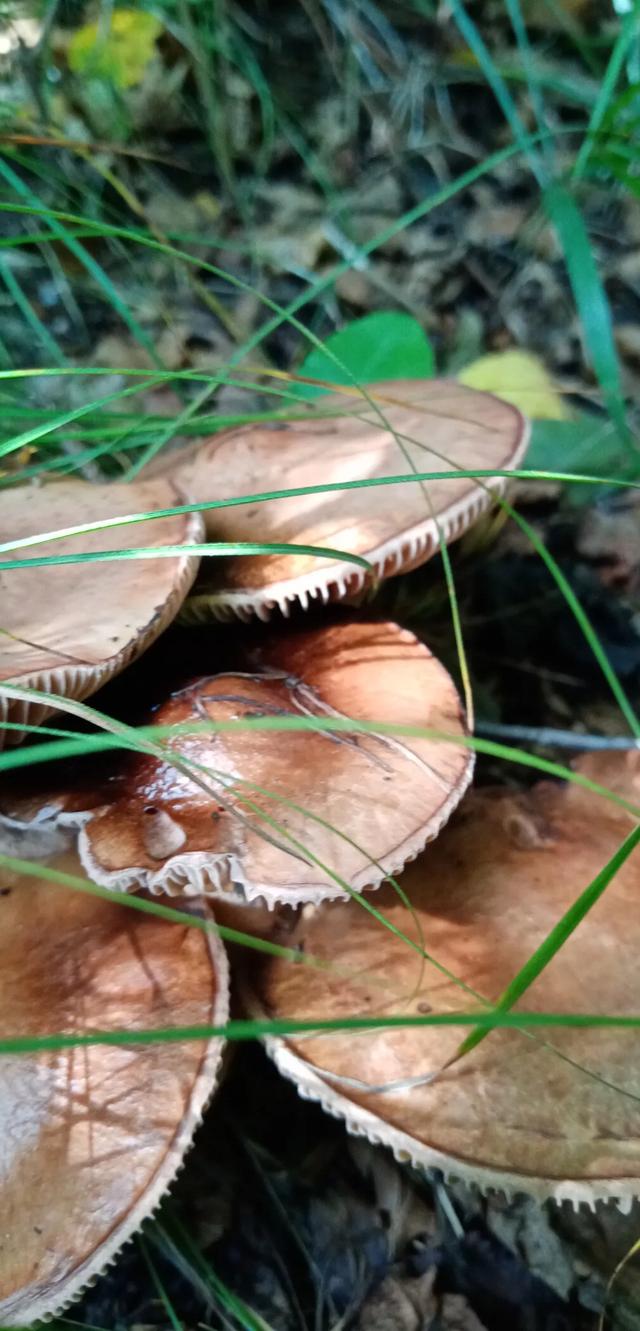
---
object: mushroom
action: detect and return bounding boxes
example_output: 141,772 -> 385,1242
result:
0,369 -> 580,1320
243,754 -> 640,1206
0,850 -> 229,1327
149,378 -> 528,620
75,620 -> 472,906
0,478 -> 203,745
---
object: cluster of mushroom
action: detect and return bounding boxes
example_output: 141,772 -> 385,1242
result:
1,378 -> 638,1327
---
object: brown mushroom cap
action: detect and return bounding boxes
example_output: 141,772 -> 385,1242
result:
0,479 -> 203,745
152,378 -> 528,621
0,851 -> 228,1327
244,755 -> 640,1205
78,620 -> 472,906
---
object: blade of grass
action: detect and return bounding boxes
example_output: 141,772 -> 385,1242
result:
0,121 -> 584,375
0,132 -> 186,166
0,852 -> 326,965
0,155 -> 163,367
0,257 -> 66,365
573,2 -> 640,181
503,0 -> 552,169
0,372 -> 171,461
504,499 -> 640,737
4,465 -> 640,554
1,703 -> 639,823
3,460 -> 640,549
0,540 -> 372,573
413,10 -> 630,451
0,725 -> 624,1099
544,183 -> 631,447
152,1215 -> 274,1331
4,1009 -> 640,1058
447,0 -> 545,183
138,1235 -> 184,1331
456,822 -> 640,1062
0,677 -> 432,963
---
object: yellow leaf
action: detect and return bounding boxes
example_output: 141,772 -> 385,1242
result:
68,9 -> 162,90
458,349 -> 572,420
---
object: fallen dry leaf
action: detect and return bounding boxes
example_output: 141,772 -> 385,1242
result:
459,348 -> 571,420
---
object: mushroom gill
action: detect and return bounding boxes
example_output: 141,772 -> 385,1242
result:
148,377 -> 528,621
243,754 -> 640,1205
76,620 -> 473,906
0,851 -> 228,1327
0,478 -> 203,745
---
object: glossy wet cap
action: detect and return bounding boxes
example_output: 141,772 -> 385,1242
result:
0,851 -> 228,1326
152,378 -> 528,620
78,620 -> 473,906
245,754 -> 640,1205
0,479 -> 202,745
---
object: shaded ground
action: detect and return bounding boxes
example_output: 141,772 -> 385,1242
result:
76,1046 -> 640,1331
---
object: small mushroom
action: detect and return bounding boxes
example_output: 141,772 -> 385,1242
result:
0,479 -> 203,745
150,378 -> 528,620
0,851 -> 228,1327
244,755 -> 640,1206
77,620 -> 472,906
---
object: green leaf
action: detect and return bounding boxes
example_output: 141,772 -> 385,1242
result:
525,417 -> 640,502
525,417 -> 630,472
67,9 -> 162,89
292,311 -> 435,399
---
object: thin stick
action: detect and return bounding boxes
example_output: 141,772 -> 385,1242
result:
476,721 -> 640,751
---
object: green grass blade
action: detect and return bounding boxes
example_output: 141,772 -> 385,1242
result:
0,853 -> 323,965
0,540 -> 371,572
573,3 -> 640,181
0,155 -> 163,367
504,500 -> 640,737
457,823 -> 640,1060
0,373 -> 169,461
0,122 -> 584,384
138,1235 -> 183,1331
544,184 -> 631,446
4,466 -> 640,555
1,702 -> 639,822
0,258 -> 66,366
503,0 -> 551,167
447,0 -> 545,182
153,1215 -> 274,1331
3,1009 -> 640,1057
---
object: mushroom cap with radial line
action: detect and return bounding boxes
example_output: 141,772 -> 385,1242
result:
243,753 -> 640,1207
0,479 -> 203,746
0,850 -> 229,1327
147,378 -> 528,622
76,620 -> 473,907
